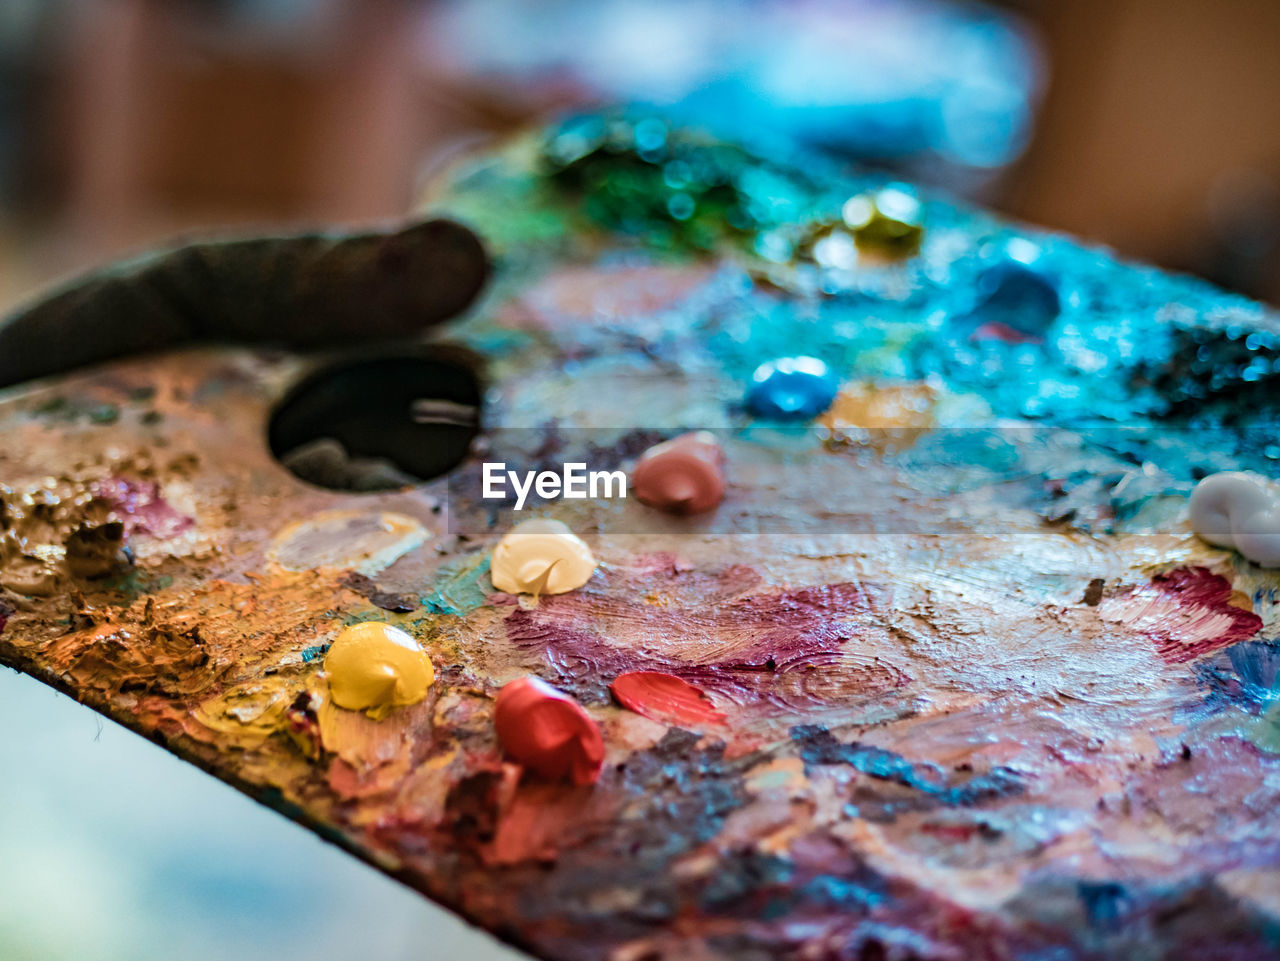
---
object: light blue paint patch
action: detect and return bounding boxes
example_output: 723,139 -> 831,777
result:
707,295 -> 935,387
457,326 -> 539,358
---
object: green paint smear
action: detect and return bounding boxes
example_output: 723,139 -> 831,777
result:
1247,700 -> 1280,755
88,403 -> 120,424
422,553 -> 493,616
339,609 -> 394,628
1203,697 -> 1280,757
540,113 -> 820,256
101,569 -> 174,603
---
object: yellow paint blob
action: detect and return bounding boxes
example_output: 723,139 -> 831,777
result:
490,518 -> 596,595
324,621 -> 434,719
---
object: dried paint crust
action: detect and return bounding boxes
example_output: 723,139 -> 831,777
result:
4,117 -> 1280,961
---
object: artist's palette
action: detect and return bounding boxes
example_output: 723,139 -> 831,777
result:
5,116 -> 1280,961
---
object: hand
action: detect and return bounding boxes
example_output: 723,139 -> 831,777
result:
0,219 -> 488,388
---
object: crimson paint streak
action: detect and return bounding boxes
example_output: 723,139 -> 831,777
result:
504,565 -> 906,713
611,671 -> 727,727
1107,566 -> 1263,664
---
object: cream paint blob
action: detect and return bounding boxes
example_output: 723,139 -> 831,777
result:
324,621 -> 434,719
491,518 -> 596,595
271,509 -> 427,575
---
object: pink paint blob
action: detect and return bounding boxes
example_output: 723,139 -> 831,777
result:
611,671 -> 727,728
93,476 -> 194,539
494,677 -> 604,786
633,432 -> 725,515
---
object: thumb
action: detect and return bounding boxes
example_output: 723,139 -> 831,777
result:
0,218 -> 489,389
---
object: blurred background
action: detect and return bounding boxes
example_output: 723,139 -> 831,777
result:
1,0 -> 1279,957
1,0 -> 1279,309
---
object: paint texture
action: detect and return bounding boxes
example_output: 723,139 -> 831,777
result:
271,510 -> 427,575
3,114 -> 1280,961
1099,566 -> 1263,663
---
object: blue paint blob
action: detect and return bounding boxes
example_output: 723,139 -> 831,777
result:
1078,881 -> 1129,927
798,875 -> 884,911
746,356 -> 839,420
966,260 -> 1061,342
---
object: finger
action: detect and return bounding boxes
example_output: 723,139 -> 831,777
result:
0,218 -> 489,388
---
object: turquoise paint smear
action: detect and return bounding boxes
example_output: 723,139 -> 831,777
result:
1252,701 -> 1280,756
423,553 -> 494,616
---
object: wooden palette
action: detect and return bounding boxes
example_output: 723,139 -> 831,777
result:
4,117 -> 1280,960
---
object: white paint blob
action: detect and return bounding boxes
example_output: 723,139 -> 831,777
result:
1189,471 -> 1280,568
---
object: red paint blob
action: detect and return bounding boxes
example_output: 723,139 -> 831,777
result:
494,677 -> 604,786
633,432 -> 725,515
611,671 -> 726,728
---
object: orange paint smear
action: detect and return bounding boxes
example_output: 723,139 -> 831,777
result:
611,671 -> 727,728
43,570 -> 348,701
487,775 -> 598,865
